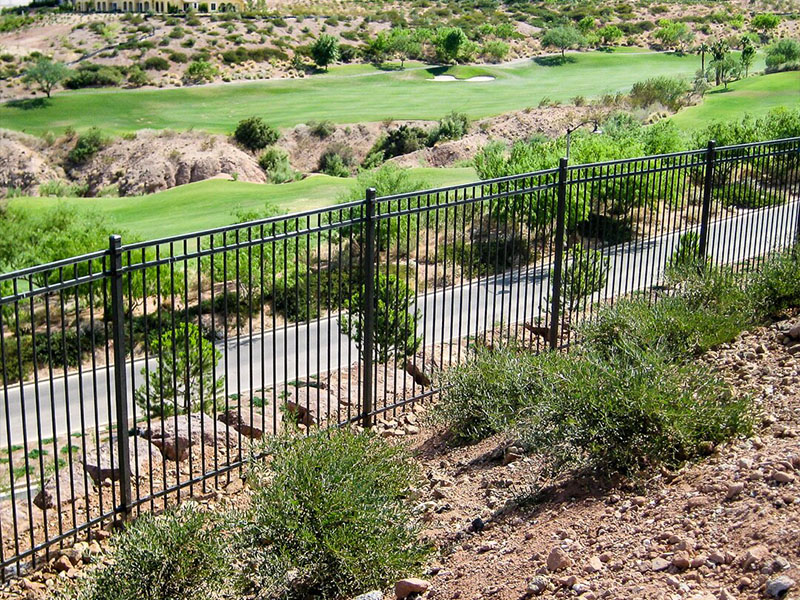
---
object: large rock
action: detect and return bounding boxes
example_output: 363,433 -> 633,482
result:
141,413 -> 236,462
83,437 -> 163,485
33,460 -> 88,510
218,408 -> 266,440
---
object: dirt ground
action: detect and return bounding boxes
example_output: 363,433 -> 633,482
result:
2,312 -> 800,599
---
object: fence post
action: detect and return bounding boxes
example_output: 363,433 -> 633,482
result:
108,234 -> 132,519
698,140 -> 716,262
549,158 -> 568,350
361,188 -> 377,428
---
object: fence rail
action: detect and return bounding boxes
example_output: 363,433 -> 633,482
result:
0,136 -> 798,575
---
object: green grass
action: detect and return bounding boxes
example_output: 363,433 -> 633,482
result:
9,167 -> 476,238
0,49 -> 705,136
671,71 -> 800,130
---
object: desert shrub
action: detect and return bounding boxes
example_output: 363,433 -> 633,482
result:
143,55 -> 170,70
127,65 -> 150,86
747,248 -> 800,319
63,63 -> 124,89
307,119 -> 336,138
580,268 -> 750,362
451,232 -> 532,276
435,341 -> 751,476
629,76 -> 689,111
169,50 -> 188,63
272,269 -> 354,322
234,116 -> 280,151
258,146 -> 296,183
482,39 -> 509,62
367,125 -> 429,164
765,38 -> 800,71
319,143 -> 354,177
237,430 -> 429,599
67,128 -> 107,164
722,182 -> 784,209
0,336 -> 33,385
79,503 -> 227,600
183,59 -> 217,83
428,111 -> 470,145
38,179 -> 89,197
517,345 -> 751,476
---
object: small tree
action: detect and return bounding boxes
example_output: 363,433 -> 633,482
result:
234,116 -> 280,151
712,53 -> 741,89
183,59 -> 217,84
697,41 -> 710,72
339,273 -> 421,365
23,58 -> 69,98
765,38 -> 800,71
134,322 -> 224,417
541,26 -> 585,58
710,39 -> 729,85
311,33 -> 339,70
558,243 -> 610,312
435,27 -> 468,63
598,25 -> 623,46
654,20 -> 694,52
740,37 -> 756,77
751,13 -> 780,36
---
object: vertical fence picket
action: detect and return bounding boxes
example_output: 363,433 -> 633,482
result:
698,140 -> 717,262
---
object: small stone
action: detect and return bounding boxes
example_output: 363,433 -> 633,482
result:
651,557 -> 671,572
672,551 -> 691,570
717,589 -> 736,600
584,556 -> 603,573
708,551 -> 727,565
471,517 -> 485,533
526,576 -> 549,595
546,547 -> 573,572
354,592 -> 383,600
558,575 -> 578,588
737,577 -> 752,589
726,482 -> 745,499
53,555 -> 73,573
632,496 -> 647,507
395,578 -> 430,599
739,545 -> 769,571
687,496 -> 710,510
770,471 -> 795,484
766,575 -> 795,598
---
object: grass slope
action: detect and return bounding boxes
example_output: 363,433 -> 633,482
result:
9,167 -> 476,239
0,49 -> 705,135
670,71 -> 800,130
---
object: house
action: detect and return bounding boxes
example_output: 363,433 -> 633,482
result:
71,0 -> 246,12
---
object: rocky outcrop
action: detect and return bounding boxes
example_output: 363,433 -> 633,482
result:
0,130 -> 60,196
76,130 -> 267,196
141,413 -> 237,462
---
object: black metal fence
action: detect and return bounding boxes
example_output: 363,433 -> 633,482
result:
0,136 -> 798,575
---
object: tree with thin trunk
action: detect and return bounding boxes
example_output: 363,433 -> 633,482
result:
23,58 -> 69,98
698,42 -> 710,72
541,25 -> 586,59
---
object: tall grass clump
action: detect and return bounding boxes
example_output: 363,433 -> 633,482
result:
236,429 -> 429,599
78,503 -> 228,600
747,248 -> 800,318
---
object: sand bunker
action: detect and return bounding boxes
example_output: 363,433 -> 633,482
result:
430,75 -> 495,82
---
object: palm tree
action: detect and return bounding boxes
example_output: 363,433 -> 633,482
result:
698,42 -> 710,72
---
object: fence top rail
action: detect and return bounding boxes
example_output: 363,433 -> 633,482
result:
715,136 -> 800,153
0,250 -> 107,285
375,167 -> 561,204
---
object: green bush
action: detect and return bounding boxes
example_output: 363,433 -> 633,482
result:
518,345 -> 751,476
722,182 -> 784,209
451,232 -> 532,276
143,56 -> 170,70
629,76 -> 689,111
428,111 -> 470,145
237,430 -> 429,599
79,504 -> 227,600
258,146 -> 296,183
307,119 -> 336,138
367,125 -> 429,164
234,116 -> 280,151
183,59 -> 217,83
63,63 -> 124,89
272,269 -> 354,323
169,50 -> 188,63
318,143 -> 354,177
747,248 -> 800,318
67,127 -> 107,164
667,231 -> 701,273
765,38 -> 800,72
434,343 -> 751,476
